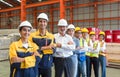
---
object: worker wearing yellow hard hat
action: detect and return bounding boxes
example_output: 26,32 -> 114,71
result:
74,27 -> 82,39
75,27 -> 88,77
81,28 -> 90,77
88,31 -> 100,77
98,31 -> 107,77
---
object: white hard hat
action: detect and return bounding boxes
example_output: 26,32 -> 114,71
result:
67,24 -> 75,29
37,13 -> 49,21
58,19 -> 68,26
18,21 -> 33,30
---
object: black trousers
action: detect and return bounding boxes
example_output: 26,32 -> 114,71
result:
54,56 -> 74,77
90,57 -> 99,77
38,68 -> 51,77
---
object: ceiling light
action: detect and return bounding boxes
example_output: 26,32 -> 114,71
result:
0,0 -> 13,7
17,0 -> 21,2
38,0 -> 42,2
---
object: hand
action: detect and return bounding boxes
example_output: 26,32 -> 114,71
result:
11,57 -> 25,63
67,41 -> 73,45
56,43 -> 61,48
50,44 -> 56,48
80,46 -> 84,49
33,51 -> 40,56
41,46 -> 52,50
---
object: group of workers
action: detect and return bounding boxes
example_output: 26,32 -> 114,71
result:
9,12 -> 107,77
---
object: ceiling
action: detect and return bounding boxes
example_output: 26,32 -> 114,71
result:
0,0 -> 48,9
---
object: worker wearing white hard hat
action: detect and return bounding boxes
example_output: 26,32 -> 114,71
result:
67,24 -> 78,77
18,20 -> 33,30
67,24 -> 75,36
54,19 -> 75,77
29,13 -> 55,77
9,20 -> 41,77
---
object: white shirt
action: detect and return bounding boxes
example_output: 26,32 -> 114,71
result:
99,40 -> 106,52
23,43 -> 29,49
53,33 -> 75,57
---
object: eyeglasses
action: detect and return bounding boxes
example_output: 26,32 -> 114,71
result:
76,32 -> 82,34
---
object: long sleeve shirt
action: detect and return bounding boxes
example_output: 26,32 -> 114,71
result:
53,33 -> 75,57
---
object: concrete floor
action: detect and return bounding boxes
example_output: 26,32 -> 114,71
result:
0,61 -> 120,77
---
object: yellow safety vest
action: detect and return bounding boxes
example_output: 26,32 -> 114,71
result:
85,38 -> 90,56
90,41 -> 99,58
80,38 -> 84,47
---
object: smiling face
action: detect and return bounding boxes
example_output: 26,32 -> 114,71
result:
19,26 -> 31,39
58,26 -> 67,35
82,32 -> 89,39
38,18 -> 48,30
75,31 -> 82,39
67,28 -> 75,37
99,34 -> 105,41
90,34 -> 96,41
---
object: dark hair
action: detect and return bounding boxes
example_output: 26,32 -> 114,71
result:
19,26 -> 23,31
99,34 -> 105,39
19,26 -> 31,31
38,18 -> 47,22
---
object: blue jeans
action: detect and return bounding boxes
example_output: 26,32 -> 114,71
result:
54,55 -> 77,77
99,55 -> 106,77
71,54 -> 78,77
77,60 -> 86,77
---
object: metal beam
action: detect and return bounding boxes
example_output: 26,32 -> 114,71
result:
0,0 -> 60,12
21,0 -> 26,21
60,0 -> 65,19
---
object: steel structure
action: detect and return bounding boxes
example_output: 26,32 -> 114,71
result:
0,0 -> 120,32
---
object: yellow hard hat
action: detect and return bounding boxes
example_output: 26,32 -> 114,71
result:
89,31 -> 95,35
99,31 -> 105,36
75,27 -> 81,32
81,28 -> 89,33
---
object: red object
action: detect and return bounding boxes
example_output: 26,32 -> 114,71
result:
105,30 -> 112,43
112,30 -> 120,43
87,27 -> 101,40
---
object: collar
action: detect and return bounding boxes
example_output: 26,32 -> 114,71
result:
36,30 -> 49,36
18,39 -> 32,49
